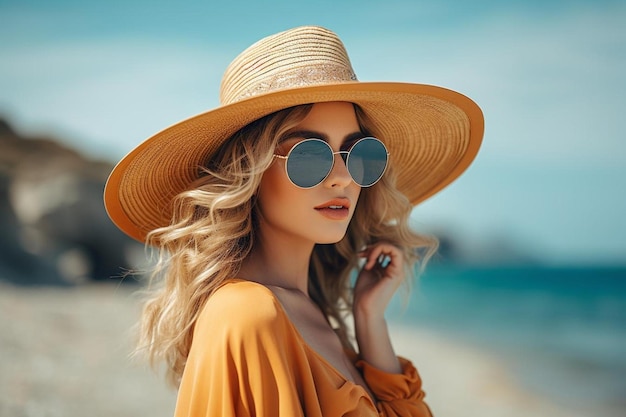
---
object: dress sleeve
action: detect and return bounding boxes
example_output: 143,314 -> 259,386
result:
174,282 -> 305,417
356,357 -> 433,417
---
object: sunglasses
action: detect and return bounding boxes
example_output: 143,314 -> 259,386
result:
273,137 -> 389,188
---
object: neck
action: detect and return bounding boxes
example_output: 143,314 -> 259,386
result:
239,227 -> 314,295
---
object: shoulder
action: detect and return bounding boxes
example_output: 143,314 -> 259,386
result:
196,280 -> 290,340
204,279 -> 281,317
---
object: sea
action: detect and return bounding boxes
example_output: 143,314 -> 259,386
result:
389,264 -> 626,415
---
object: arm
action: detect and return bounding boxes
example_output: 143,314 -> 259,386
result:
353,242 -> 405,373
353,243 -> 432,416
175,282 -> 305,417
354,305 -> 401,372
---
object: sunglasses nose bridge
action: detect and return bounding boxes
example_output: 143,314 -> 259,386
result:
333,150 -> 349,164
325,150 -> 352,187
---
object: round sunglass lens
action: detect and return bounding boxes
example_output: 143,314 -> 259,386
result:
286,140 -> 333,188
347,138 -> 388,187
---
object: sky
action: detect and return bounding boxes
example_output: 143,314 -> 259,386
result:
1,0 -> 625,265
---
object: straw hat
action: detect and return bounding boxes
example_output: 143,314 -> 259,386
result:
104,25 -> 484,242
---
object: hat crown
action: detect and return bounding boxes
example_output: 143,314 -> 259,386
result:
220,26 -> 358,105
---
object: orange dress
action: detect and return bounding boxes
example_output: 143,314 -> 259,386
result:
175,280 -> 432,416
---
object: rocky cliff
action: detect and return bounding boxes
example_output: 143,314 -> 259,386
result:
0,119 -> 143,285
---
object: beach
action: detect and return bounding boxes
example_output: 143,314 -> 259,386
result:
1,281 -> 606,417
389,326 -> 590,417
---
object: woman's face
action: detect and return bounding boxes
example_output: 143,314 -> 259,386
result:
256,101 -> 363,246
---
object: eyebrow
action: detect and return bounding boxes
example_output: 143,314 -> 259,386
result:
279,130 -> 366,145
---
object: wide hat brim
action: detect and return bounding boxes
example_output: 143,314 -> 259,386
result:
104,81 -> 484,243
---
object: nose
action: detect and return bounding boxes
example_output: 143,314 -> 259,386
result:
324,151 -> 352,188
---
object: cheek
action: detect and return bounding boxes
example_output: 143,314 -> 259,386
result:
257,162 -> 297,212
349,182 -> 362,207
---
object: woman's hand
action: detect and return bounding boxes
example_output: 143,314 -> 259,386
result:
352,242 -> 405,374
353,242 -> 406,319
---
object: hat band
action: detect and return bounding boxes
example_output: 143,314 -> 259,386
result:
229,64 -> 358,103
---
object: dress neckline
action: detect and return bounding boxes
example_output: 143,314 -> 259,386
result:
223,278 -> 375,405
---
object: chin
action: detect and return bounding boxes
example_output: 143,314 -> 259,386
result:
314,230 -> 349,245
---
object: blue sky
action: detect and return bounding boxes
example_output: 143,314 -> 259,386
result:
1,0 -> 625,264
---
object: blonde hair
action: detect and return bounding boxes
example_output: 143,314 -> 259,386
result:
138,104 -> 437,386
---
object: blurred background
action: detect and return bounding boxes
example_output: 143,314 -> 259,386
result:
1,0 -> 624,416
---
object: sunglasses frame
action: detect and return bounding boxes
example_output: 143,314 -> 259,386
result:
273,137 -> 390,189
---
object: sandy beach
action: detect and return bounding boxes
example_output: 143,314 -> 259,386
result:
0,282 -> 600,417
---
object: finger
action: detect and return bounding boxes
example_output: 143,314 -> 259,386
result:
363,246 -> 382,270
376,248 -> 404,275
364,245 -> 392,270
378,253 -> 392,268
360,243 -> 403,270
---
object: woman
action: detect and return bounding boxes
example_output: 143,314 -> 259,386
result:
104,26 -> 484,416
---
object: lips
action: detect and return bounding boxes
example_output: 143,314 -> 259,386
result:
314,198 -> 351,220
314,198 -> 351,210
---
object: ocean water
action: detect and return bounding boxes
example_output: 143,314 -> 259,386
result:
389,265 -> 626,413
